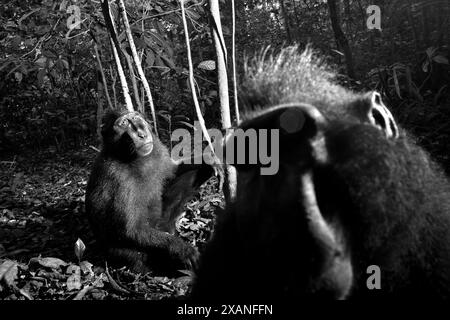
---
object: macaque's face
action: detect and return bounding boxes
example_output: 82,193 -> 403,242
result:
113,112 -> 154,157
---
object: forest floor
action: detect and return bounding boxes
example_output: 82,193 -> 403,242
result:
1,111 -> 450,300
0,147 -> 223,300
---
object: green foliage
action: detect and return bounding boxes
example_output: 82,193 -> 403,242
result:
1,0 -> 449,162
0,0 -> 217,151
0,0 -> 98,150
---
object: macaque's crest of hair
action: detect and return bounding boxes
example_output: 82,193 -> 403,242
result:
242,45 -> 355,119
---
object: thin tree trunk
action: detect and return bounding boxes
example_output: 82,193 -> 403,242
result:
280,0 -> 292,43
209,0 -> 236,202
110,66 -> 117,109
102,0 -> 133,111
407,1 -> 420,53
292,0 -> 302,39
327,0 -> 356,79
343,0 -> 352,35
231,0 -> 239,123
111,37 -> 133,111
180,0 -> 215,155
96,65 -> 104,140
117,0 -> 158,135
356,0 -> 366,30
94,44 -> 113,111
209,0 -> 230,128
124,53 -> 143,113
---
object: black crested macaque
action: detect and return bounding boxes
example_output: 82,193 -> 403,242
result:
192,46 -> 450,300
85,110 -> 213,274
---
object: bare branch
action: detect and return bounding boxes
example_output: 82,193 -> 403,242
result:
117,0 -> 158,136
231,0 -> 240,123
209,0 -> 236,200
94,44 -> 114,110
209,0 -> 231,128
124,53 -> 143,112
102,0 -> 133,111
180,0 -> 215,157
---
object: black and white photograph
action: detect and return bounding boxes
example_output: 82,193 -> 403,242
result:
1,0 -> 450,311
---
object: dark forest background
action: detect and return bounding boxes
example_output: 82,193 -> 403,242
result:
0,0 -> 449,300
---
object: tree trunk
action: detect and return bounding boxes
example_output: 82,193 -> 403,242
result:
292,0 -> 302,40
209,0 -> 237,202
327,0 -> 356,79
356,0 -> 366,30
343,0 -> 352,35
96,69 -> 104,141
407,0 -> 420,53
280,0 -> 292,43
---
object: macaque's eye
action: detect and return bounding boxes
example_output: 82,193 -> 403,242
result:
120,119 -> 128,127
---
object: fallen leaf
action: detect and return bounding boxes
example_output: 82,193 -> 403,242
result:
66,264 -> 81,275
172,276 -> 192,287
66,273 -> 81,291
0,260 -> 18,288
29,257 -> 68,270
80,261 -> 94,277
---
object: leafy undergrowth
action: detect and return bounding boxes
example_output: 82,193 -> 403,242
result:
0,147 -> 224,300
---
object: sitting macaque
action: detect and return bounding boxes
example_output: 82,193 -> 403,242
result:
85,110 -> 213,274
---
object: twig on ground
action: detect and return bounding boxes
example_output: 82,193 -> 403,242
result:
89,145 -> 101,153
73,285 -> 94,300
105,263 -> 130,295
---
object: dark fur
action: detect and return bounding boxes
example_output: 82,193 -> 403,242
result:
192,47 -> 450,300
85,110 -> 213,274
